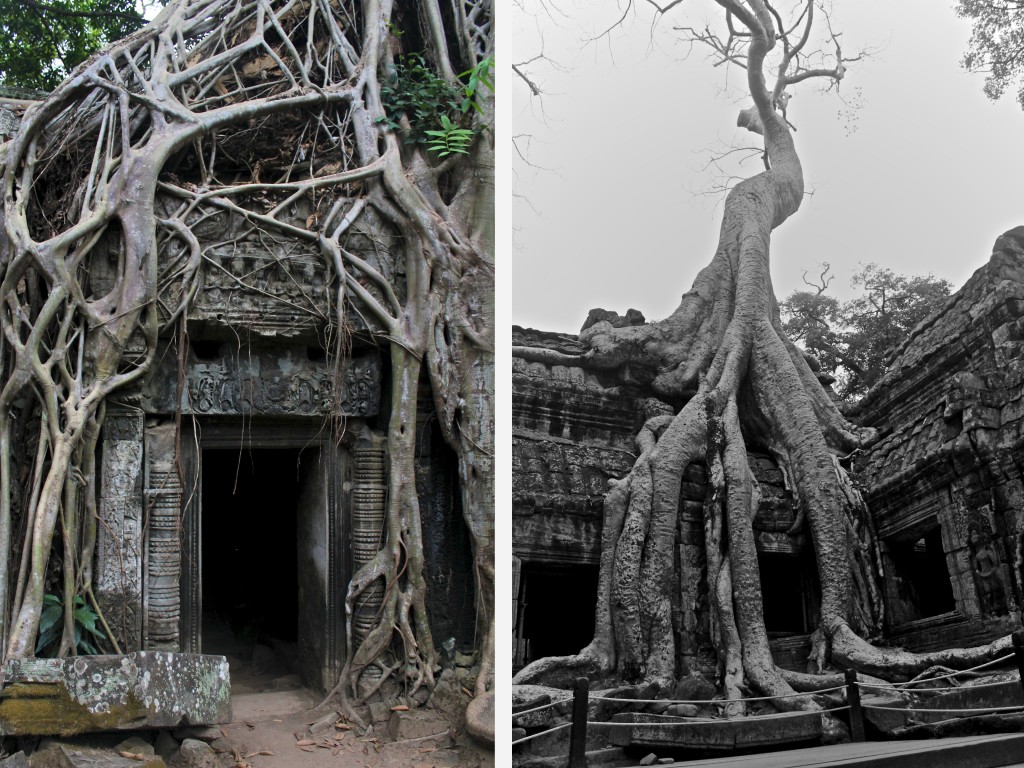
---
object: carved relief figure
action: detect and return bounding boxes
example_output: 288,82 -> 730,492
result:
969,527 -> 1008,616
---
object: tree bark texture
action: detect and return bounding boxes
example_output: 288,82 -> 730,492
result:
513,0 -> 1010,712
0,0 -> 494,711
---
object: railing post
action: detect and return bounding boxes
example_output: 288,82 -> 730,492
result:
568,677 -> 590,768
845,668 -> 865,743
1012,630 -> 1024,696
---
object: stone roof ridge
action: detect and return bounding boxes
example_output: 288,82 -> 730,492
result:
512,325 -> 585,355
858,226 -> 1024,411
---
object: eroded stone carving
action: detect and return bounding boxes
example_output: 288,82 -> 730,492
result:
143,424 -> 182,651
350,431 -> 386,692
143,345 -> 380,417
96,409 -> 145,651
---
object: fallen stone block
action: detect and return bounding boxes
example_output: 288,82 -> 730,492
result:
153,732 -> 178,759
861,694 -> 909,734
466,691 -> 494,745
0,653 -> 230,736
665,704 -> 698,717
0,753 -> 28,768
170,726 -> 220,744
367,701 -> 392,723
308,711 -> 339,734
167,739 -> 217,768
639,753 -> 658,766
112,737 -> 153,757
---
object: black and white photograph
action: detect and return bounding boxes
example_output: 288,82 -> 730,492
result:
510,2 -> 1024,765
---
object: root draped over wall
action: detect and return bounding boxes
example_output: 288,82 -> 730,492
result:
0,0 -> 494,710
513,0 -> 1013,713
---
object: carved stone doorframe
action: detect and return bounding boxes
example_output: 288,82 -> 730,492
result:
177,417 -> 349,691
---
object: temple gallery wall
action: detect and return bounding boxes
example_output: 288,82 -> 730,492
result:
512,227 -> 1024,675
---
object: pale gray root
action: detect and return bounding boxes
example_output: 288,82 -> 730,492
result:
515,0 -> 1011,716
0,0 -> 494,712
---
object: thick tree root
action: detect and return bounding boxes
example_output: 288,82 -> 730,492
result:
0,0 -> 493,711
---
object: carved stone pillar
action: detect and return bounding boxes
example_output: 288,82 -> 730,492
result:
143,423 -> 182,651
350,431 -> 386,664
95,407 -> 145,651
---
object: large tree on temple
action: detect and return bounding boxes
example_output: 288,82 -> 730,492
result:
0,0 -> 493,719
513,0 -> 1011,714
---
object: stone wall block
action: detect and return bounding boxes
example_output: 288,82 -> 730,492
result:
0,653 -> 230,736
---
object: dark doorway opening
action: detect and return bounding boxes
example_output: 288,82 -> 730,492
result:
201,448 -> 302,688
517,562 -> 598,664
887,525 -> 955,621
758,551 -> 819,636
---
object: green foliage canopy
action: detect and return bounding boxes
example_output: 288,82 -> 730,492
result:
0,0 -> 146,91
957,0 -> 1024,108
782,264 -> 952,400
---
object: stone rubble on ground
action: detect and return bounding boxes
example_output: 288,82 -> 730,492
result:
166,739 -> 216,768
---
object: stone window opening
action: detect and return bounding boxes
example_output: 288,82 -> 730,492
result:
514,562 -> 599,668
884,524 -> 956,623
757,550 -> 819,637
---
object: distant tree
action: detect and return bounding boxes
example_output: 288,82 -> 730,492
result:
0,0 -> 147,91
957,0 -> 1024,108
783,264 -> 952,400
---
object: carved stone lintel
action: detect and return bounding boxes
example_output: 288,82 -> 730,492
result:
143,345 -> 381,417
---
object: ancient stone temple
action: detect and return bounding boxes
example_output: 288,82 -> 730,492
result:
0,0 -> 495,739
852,227 -> 1024,652
88,203 -> 477,695
512,226 -> 1024,676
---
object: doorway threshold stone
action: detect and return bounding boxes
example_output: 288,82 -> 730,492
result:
0,652 -> 230,736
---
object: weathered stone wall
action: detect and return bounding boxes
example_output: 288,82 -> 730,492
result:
512,328 -> 645,567
511,328 -> 809,673
512,227 -> 1024,674
855,227 -> 1024,650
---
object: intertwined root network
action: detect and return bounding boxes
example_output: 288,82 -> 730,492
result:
0,0 -> 494,709
513,0 -> 1010,716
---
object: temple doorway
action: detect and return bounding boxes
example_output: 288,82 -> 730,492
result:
201,448 -> 303,691
180,424 -> 345,695
515,562 -> 599,666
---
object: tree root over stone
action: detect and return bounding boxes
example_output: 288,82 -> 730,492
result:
512,0 -> 1012,719
0,0 -> 494,713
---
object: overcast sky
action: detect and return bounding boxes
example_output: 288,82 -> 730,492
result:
507,1 -> 1024,334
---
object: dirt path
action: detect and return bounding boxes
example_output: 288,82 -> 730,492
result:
199,616 -> 493,768
211,688 -> 493,768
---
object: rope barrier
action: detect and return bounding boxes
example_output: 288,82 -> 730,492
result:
862,703 -> 1024,714
883,653 -> 1016,689
513,699 -> 566,716
859,678 -> 1018,695
584,704 -> 852,727
590,685 -> 845,706
511,723 -> 571,746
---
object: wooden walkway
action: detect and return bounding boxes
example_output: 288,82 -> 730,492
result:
641,733 -> 1024,767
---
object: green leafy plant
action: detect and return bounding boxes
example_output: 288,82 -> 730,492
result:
378,53 -> 462,142
378,53 -> 493,158
36,593 -> 106,656
424,115 -> 475,157
457,55 -> 493,115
